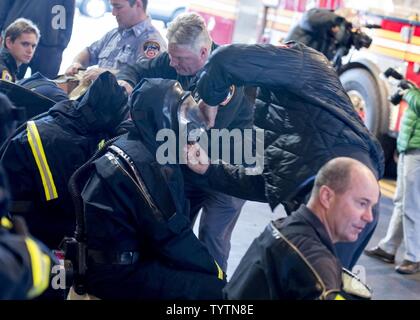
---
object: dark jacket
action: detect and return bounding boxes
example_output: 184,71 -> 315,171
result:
81,79 -> 225,299
0,0 -> 75,49
196,43 -> 384,210
117,43 -> 254,131
0,72 -> 128,248
225,205 -> 343,299
0,49 -> 18,82
0,166 -> 53,300
285,8 -> 344,60
1,92 -> 50,300
0,226 -> 44,299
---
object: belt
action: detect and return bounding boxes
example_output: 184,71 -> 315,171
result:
88,249 -> 140,265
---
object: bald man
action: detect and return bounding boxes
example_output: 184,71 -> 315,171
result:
222,157 -> 380,300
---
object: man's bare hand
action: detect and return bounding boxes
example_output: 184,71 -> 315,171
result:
198,100 -> 218,129
184,143 -> 210,175
118,80 -> 134,95
82,67 -> 108,83
65,62 -> 84,76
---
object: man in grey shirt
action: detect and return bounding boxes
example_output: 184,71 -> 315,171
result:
65,0 -> 166,82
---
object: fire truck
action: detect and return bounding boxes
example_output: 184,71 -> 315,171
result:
188,0 -> 420,174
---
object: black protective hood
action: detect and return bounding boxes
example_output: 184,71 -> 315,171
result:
130,78 -> 202,155
75,71 -> 129,134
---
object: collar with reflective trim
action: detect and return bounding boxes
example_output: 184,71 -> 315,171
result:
1,216 -> 13,229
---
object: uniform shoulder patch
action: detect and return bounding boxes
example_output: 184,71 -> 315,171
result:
143,40 -> 161,59
1,69 -> 13,82
219,85 -> 236,106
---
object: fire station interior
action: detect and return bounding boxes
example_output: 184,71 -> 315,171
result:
1,0 -> 420,301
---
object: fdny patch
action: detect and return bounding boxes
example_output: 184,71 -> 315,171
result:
219,85 -> 236,106
1,69 -> 13,82
143,41 -> 161,59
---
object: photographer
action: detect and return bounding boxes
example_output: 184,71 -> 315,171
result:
285,8 -> 346,60
366,84 -> 420,274
285,8 -> 371,68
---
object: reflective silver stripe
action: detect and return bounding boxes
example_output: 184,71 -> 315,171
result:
27,121 -> 58,201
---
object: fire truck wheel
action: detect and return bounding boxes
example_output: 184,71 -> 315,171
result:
339,68 -> 384,137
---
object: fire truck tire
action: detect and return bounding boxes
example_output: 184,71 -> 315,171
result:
339,68 -> 384,137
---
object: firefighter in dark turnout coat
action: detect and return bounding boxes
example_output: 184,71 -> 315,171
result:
285,8 -> 345,60
224,158 -> 378,300
0,72 -> 128,249
0,93 -> 53,300
80,78 -> 225,299
0,48 -> 19,82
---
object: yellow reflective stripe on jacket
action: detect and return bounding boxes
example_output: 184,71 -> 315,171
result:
26,121 -> 58,201
334,294 -> 346,300
25,237 -> 51,299
0,216 -> 13,229
1,69 -> 13,81
215,261 -> 224,280
97,139 -> 106,150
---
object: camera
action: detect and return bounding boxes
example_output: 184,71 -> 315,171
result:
383,68 -> 415,105
389,90 -> 404,105
336,21 -> 372,50
351,29 -> 372,50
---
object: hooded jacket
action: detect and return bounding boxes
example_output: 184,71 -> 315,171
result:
0,72 -> 128,248
81,78 -> 225,299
